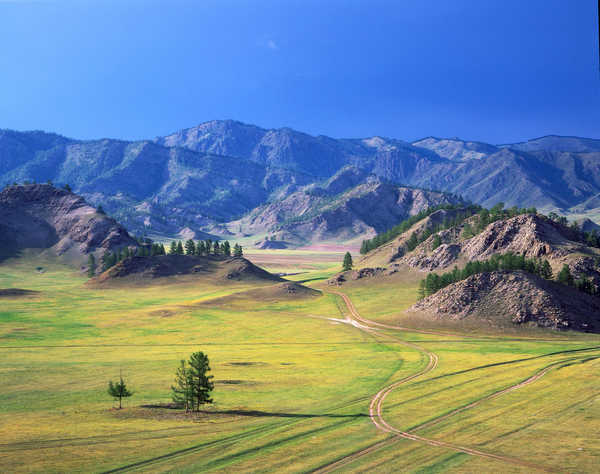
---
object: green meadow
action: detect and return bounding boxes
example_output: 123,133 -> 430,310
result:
0,251 -> 598,472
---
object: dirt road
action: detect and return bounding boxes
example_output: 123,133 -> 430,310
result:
320,290 -> 558,473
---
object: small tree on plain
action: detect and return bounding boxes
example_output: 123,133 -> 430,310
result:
87,254 -> 96,278
171,360 -> 193,411
108,374 -> 133,409
187,351 -> 214,411
417,279 -> 426,300
342,252 -> 353,272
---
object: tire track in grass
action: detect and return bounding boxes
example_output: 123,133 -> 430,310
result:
323,290 -> 557,473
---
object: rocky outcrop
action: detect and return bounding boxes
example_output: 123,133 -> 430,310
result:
0,184 -> 136,259
410,271 -> 600,332
351,267 -> 386,280
402,214 -> 588,271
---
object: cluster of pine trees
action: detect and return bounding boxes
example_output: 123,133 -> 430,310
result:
101,243 -> 167,271
171,351 -> 214,412
360,204 -> 477,254
167,239 -> 243,258
418,252 -> 597,299
98,239 -> 244,273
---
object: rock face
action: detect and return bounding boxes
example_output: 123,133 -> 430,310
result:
411,271 -> 600,332
0,184 -> 136,259
93,255 -> 283,285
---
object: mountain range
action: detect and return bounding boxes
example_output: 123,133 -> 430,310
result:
1,120 -> 599,244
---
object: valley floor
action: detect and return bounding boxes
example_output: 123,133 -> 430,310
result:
0,251 -> 598,472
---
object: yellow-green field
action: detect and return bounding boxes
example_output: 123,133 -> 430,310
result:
0,251 -> 598,473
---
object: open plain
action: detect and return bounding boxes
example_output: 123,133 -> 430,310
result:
0,250 -> 598,473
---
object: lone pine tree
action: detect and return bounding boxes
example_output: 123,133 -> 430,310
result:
342,252 -> 353,271
108,374 -> 133,409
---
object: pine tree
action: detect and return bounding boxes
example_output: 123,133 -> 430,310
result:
539,260 -> 553,280
233,243 -> 243,257
176,241 -> 184,255
187,351 -> 214,411
462,223 -> 474,239
171,360 -> 193,411
557,264 -> 574,286
185,239 -> 196,255
342,252 -> 353,272
431,234 -> 442,250
417,279 -> 426,300
96,205 -> 105,215
213,241 -> 220,256
169,241 -> 178,255
63,183 -> 72,192
107,373 -> 133,409
196,241 -> 205,256
405,232 -> 419,251
222,241 -> 231,257
87,254 -> 96,278
360,240 -> 368,255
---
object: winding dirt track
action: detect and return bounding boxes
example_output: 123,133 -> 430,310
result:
323,290 -> 557,473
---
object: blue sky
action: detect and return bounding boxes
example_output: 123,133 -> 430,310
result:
0,0 -> 598,143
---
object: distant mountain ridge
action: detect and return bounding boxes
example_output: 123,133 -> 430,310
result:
1,122 -> 600,243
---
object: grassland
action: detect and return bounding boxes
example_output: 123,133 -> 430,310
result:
0,250 -> 598,472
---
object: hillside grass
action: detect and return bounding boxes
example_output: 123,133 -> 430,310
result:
0,255 -> 598,472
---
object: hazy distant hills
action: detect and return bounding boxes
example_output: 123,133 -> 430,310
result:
1,122 -> 599,242
230,167 -> 464,244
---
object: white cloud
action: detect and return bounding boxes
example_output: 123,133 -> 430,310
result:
257,37 -> 279,51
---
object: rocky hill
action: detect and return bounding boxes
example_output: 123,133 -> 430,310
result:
91,255 -> 283,286
2,123 -> 600,240
359,211 -> 600,290
231,168 -> 463,244
0,184 -> 136,261
410,271 -> 600,332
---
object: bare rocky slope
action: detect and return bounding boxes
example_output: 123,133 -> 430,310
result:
0,184 -> 136,261
231,168 -> 464,244
410,271 -> 600,332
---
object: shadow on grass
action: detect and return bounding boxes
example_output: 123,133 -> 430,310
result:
140,404 -> 367,418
